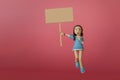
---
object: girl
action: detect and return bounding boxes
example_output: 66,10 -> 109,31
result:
60,25 -> 85,73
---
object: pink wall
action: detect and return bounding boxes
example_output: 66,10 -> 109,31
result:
0,0 -> 120,79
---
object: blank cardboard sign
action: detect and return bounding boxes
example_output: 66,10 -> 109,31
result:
45,7 -> 74,47
45,7 -> 73,23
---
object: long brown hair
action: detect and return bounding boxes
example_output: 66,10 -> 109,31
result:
73,25 -> 83,40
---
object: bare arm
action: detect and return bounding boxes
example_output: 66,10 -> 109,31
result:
60,32 -> 74,39
64,33 -> 69,37
81,36 -> 84,44
82,41 -> 84,44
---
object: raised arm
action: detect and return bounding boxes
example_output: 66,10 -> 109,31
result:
60,32 -> 74,39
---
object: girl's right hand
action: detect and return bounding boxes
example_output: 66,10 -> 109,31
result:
60,32 -> 65,36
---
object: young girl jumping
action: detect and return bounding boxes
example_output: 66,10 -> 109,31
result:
60,25 -> 85,73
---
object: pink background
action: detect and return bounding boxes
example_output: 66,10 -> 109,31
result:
0,0 -> 120,80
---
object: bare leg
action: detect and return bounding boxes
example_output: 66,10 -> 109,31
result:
74,50 -> 79,68
79,50 -> 83,68
79,50 -> 85,73
74,50 -> 79,62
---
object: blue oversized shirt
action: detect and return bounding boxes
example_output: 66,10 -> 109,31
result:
68,34 -> 84,51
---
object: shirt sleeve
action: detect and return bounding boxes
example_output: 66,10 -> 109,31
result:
68,34 -> 74,39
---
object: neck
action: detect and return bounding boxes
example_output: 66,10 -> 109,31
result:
76,34 -> 80,36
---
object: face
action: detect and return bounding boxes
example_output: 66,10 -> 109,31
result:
74,26 -> 82,35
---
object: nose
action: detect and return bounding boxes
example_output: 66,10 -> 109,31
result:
77,29 -> 79,31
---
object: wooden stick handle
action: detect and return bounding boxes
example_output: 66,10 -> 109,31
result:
59,23 -> 62,47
